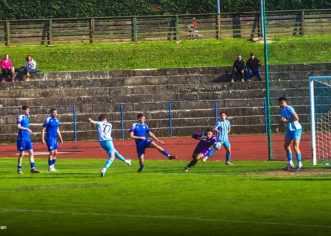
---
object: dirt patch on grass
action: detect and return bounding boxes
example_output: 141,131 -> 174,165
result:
264,168 -> 331,177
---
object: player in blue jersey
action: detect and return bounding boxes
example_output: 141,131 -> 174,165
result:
89,115 -> 131,177
275,96 -> 303,172
16,105 -> 40,174
184,128 -> 216,171
203,111 -> 232,165
42,108 -> 64,172
129,113 -> 177,172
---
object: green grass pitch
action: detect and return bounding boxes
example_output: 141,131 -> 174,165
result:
0,158 -> 330,236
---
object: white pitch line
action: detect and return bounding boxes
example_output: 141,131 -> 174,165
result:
0,208 -> 330,229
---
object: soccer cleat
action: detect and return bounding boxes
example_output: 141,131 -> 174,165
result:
241,78 -> 244,82
48,167 -> 58,172
126,159 -> 132,166
294,163 -> 303,172
137,166 -> 144,173
225,162 -> 233,166
168,155 -> 177,160
100,168 -> 106,177
17,170 -> 23,175
30,168 -> 40,173
231,79 -> 234,83
202,157 -> 208,162
283,164 -> 294,171
184,166 -> 189,172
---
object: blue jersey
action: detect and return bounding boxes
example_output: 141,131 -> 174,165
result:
17,114 -> 31,140
96,121 -> 112,142
280,105 -> 302,131
129,123 -> 150,143
43,116 -> 60,141
214,120 -> 231,141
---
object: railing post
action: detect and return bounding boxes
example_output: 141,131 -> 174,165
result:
301,10 -> 305,36
73,105 -> 77,142
5,20 -> 10,46
89,18 -> 95,43
48,19 -> 52,45
175,15 -> 180,41
120,104 -> 125,140
217,14 -> 221,39
132,16 -> 137,42
214,100 -> 219,124
168,102 -> 173,137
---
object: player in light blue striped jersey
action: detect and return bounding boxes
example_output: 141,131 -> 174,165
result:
88,114 -> 131,177
275,96 -> 303,172
203,111 -> 232,165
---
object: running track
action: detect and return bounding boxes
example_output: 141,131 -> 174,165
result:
0,134 -> 311,161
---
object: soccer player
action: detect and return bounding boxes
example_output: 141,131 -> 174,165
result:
275,96 -> 303,172
203,111 -> 232,165
16,105 -> 40,174
184,128 -> 216,171
42,108 -> 64,172
88,115 -> 131,177
129,113 -> 177,172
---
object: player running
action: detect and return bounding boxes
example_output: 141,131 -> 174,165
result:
203,111 -> 232,165
129,113 -> 177,172
42,108 -> 64,172
88,115 -> 131,177
16,105 -> 40,174
184,128 -> 216,171
275,96 -> 303,172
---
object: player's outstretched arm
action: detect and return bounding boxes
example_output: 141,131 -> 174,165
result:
149,131 -> 164,144
57,128 -> 64,144
88,118 -> 97,125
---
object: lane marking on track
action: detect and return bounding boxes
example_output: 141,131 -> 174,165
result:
0,208 -> 330,229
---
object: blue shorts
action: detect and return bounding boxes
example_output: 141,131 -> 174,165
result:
215,139 -> 231,149
17,139 -> 33,152
136,139 -> 153,157
46,139 -> 58,151
285,129 -> 302,141
100,140 -> 115,155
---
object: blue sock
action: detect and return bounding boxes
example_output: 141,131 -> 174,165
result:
286,152 -> 293,161
115,151 -> 126,163
48,160 -> 52,166
104,157 -> 114,169
30,162 -> 35,169
52,159 -> 56,165
139,164 -> 145,169
161,150 -> 170,157
296,153 -> 302,163
208,149 -> 216,158
226,152 -> 231,162
18,165 -> 22,170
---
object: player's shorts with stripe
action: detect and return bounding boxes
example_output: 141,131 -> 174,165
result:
100,140 -> 115,155
46,139 -> 58,151
136,139 -> 153,157
285,128 -> 302,141
17,139 -> 33,152
214,139 -> 231,149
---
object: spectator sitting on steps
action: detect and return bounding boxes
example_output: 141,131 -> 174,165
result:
245,53 -> 262,81
23,55 -> 37,81
0,54 -> 16,82
231,54 -> 245,83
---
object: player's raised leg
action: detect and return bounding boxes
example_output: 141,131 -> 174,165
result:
149,142 -> 177,160
115,150 -> 131,166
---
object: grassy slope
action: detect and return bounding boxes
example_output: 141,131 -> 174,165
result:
0,35 -> 330,72
0,158 -> 330,236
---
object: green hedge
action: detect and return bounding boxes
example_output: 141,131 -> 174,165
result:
0,0 -> 330,19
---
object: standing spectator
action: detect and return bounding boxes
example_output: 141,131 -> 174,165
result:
23,55 -> 37,81
245,53 -> 262,81
188,17 -> 202,38
231,55 -> 245,83
0,54 -> 16,82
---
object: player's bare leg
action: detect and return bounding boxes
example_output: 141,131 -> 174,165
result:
150,142 -> 177,160
49,150 -> 58,172
284,138 -> 294,170
28,149 -> 40,173
225,147 -> 232,165
293,139 -> 302,172
17,151 -> 24,174
137,155 -> 145,172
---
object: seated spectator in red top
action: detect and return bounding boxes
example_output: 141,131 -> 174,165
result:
1,54 -> 16,82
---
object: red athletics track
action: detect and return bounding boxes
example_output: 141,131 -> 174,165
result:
0,134 -> 311,161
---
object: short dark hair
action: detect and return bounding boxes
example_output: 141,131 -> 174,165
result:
250,53 -> 255,57
137,113 -> 145,119
49,108 -> 57,113
278,96 -> 287,102
220,111 -> 226,116
22,105 -> 29,110
206,128 -> 213,133
98,114 -> 107,121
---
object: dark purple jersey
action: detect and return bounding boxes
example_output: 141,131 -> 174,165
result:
192,132 -> 216,156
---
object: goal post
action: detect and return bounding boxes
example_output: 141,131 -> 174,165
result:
309,76 -> 331,166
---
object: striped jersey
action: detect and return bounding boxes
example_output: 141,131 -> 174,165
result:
214,120 -> 231,141
280,105 -> 302,131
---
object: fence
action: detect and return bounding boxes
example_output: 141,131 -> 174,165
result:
0,9 -> 330,45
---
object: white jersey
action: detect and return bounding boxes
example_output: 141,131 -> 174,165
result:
96,121 -> 112,142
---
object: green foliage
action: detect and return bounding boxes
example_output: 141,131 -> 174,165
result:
0,0 -> 330,19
